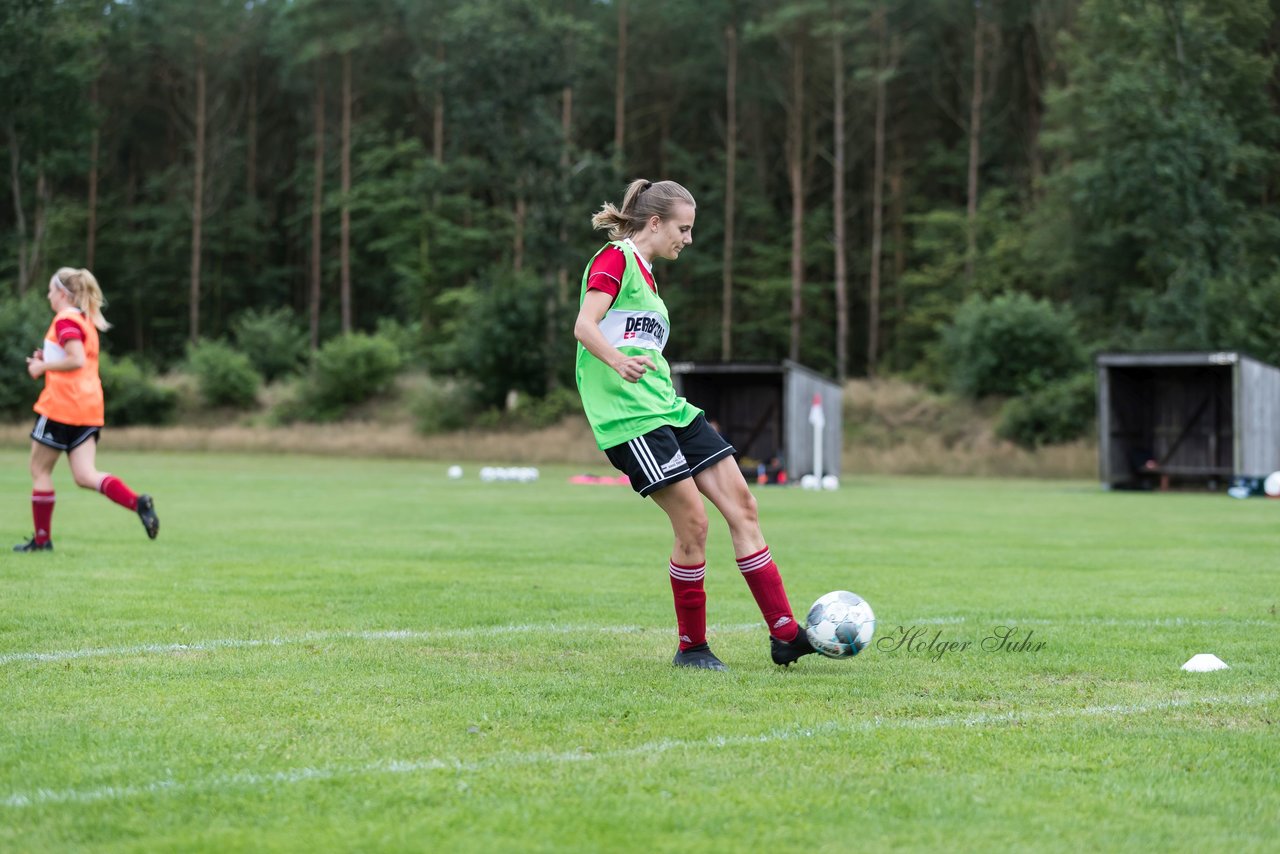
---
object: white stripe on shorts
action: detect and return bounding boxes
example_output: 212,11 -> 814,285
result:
628,436 -> 662,485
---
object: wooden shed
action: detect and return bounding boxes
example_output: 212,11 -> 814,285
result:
669,360 -> 843,482
1096,351 -> 1280,489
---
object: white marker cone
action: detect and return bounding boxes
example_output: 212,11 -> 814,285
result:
1181,653 -> 1229,672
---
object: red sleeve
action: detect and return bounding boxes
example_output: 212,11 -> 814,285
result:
55,318 -> 84,346
586,246 -> 625,299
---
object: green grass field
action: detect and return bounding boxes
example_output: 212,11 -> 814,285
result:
2,450 -> 1277,851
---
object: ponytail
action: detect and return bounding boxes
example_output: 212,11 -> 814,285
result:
54,267 -> 112,331
591,179 -> 695,240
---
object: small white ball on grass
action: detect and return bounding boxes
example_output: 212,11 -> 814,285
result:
447,465 -> 463,480
1264,471 -> 1280,498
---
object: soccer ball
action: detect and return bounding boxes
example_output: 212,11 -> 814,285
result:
804,590 -> 875,659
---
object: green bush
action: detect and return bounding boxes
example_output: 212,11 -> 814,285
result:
941,292 -> 1086,398
997,371 -> 1097,449
510,385 -> 581,429
186,340 -> 262,409
432,267 -> 561,408
412,380 -> 477,434
230,307 -> 307,381
0,292 -> 52,420
100,354 -> 178,427
375,317 -> 426,367
465,386 -> 584,432
296,332 -> 403,421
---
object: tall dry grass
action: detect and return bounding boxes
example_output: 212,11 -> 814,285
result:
844,435 -> 1095,478
0,419 -> 604,464
0,376 -> 1097,477
841,378 -> 1095,478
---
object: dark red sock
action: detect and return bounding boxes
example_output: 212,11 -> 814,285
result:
32,490 -> 55,544
669,559 -> 707,650
737,546 -> 799,641
98,475 -> 139,511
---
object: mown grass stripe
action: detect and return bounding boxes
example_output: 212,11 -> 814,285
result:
4,692 -> 1271,810
0,624 -> 752,665
2,614 -> 1269,666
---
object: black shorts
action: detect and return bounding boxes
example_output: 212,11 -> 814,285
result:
604,414 -> 736,497
31,415 -> 101,452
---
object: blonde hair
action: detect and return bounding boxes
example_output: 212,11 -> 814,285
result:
591,179 -> 696,240
54,267 -> 112,331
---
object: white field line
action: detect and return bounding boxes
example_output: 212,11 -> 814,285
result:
2,614 -> 1271,666
0,624 -> 754,666
3,691 -> 1273,810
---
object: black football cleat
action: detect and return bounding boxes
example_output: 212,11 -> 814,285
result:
137,494 -> 159,540
770,628 -> 818,666
672,642 -> 728,671
13,537 -> 53,552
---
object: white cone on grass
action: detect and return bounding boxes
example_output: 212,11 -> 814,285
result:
1181,653 -> 1229,672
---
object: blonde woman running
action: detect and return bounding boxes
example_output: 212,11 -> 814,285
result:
14,267 -> 158,552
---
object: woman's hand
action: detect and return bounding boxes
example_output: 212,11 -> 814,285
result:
613,354 -> 657,383
32,340 -> 85,375
574,290 -> 658,383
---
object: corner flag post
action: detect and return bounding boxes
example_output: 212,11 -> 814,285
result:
809,393 -> 825,482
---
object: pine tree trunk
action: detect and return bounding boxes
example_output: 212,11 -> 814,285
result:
658,99 -> 670,178
513,194 -> 526,273
247,63 -> 257,202
890,133 -> 906,326
87,78 -> 99,270
5,121 -> 29,293
614,0 -> 627,171
549,84 -> 573,391
310,64 -> 326,351
245,61 -> 259,279
340,51 -> 353,334
831,7 -> 847,381
867,7 -> 889,380
965,3 -> 986,285
721,22 -> 738,362
787,34 -> 805,364
123,155 -> 142,350
189,36 -> 206,343
427,40 -> 444,345
1023,23 -> 1045,192
31,168 -> 48,289
557,84 -> 573,312
433,42 -> 445,163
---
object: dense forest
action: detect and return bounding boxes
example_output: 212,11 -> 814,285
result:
4,0 -> 1280,419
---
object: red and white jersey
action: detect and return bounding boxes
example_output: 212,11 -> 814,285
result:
34,308 -> 104,427
586,238 -> 657,301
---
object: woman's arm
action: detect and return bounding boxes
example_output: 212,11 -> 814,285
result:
573,289 -> 656,383
28,339 -> 86,379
